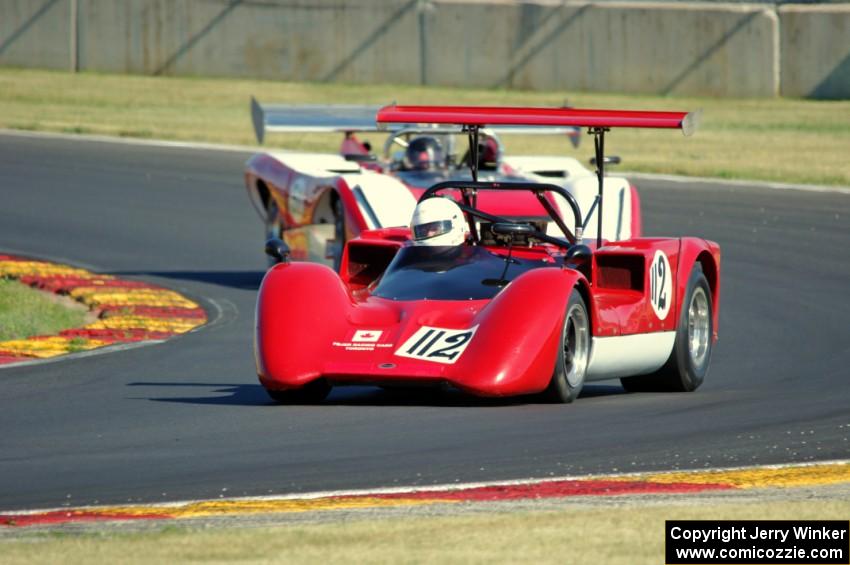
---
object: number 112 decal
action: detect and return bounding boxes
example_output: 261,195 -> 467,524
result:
395,326 -> 479,365
649,250 -> 672,320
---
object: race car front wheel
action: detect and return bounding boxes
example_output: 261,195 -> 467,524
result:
265,200 -> 283,267
543,289 -> 590,403
621,264 -> 713,392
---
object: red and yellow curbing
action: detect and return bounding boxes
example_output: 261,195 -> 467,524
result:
1,461 -> 847,528
0,254 -> 206,363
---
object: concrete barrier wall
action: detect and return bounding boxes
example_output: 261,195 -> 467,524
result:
75,0 -> 422,82
779,4 -> 850,99
427,1 -> 779,96
0,0 -> 847,99
0,0 -> 70,70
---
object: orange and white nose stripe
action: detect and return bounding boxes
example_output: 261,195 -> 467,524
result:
0,254 -> 207,363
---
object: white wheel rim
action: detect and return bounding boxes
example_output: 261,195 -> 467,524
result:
687,287 -> 710,367
564,304 -> 590,388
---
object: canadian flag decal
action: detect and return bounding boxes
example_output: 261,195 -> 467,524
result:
352,330 -> 382,343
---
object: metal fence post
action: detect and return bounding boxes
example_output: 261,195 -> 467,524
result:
70,0 -> 78,72
417,0 -> 434,86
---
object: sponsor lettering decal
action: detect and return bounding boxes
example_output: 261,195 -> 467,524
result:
332,329 -> 391,352
353,330 -> 382,342
395,326 -> 479,365
649,250 -> 672,320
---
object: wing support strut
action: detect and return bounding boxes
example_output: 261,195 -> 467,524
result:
590,127 -> 609,249
462,125 -> 481,243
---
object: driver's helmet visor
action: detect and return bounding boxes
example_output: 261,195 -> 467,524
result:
413,219 -> 453,241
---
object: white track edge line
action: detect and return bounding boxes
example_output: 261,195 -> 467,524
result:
623,171 -> 850,195
4,459 -> 848,516
0,340 -> 166,371
0,128 -> 258,153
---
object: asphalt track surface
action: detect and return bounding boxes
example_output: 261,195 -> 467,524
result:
1,134 -> 848,511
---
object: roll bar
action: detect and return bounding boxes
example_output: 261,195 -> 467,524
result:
420,181 -> 584,246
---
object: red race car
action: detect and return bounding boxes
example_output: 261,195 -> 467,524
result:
255,105 -> 718,404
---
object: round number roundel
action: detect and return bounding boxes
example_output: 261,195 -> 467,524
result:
649,250 -> 672,320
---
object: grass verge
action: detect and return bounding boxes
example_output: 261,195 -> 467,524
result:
0,279 -> 87,341
1,68 -> 849,186
2,499 -> 848,564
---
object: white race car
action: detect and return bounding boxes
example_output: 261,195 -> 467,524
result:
245,100 -> 641,269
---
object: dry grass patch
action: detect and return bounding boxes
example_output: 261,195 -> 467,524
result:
2,498 -> 848,564
0,279 -> 88,341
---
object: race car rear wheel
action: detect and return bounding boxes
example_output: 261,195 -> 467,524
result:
265,379 -> 332,404
542,289 -> 590,403
621,264 -> 713,392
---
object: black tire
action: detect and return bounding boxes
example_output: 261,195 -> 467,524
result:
542,289 -> 591,403
266,379 -> 331,404
331,197 -> 345,272
265,200 -> 283,267
621,265 -> 713,393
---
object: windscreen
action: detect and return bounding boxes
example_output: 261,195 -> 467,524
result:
372,245 -> 551,301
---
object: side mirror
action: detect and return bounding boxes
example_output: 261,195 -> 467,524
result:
265,238 -> 291,263
491,222 -> 535,236
589,155 -> 621,167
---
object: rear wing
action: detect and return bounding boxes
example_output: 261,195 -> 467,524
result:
250,98 -> 581,145
377,104 -> 700,247
375,105 -> 699,136
251,98 -> 380,143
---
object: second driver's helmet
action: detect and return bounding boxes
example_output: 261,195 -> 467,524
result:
410,197 -> 466,247
402,136 -> 445,171
480,137 -> 501,169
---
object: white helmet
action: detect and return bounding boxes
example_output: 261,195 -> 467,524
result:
410,197 -> 466,246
